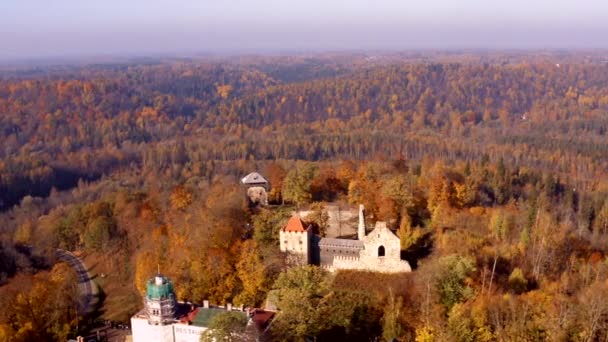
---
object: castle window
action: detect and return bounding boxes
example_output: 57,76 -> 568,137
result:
378,245 -> 385,257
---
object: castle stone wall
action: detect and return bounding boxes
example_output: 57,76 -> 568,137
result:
246,186 -> 268,206
284,205 -> 412,274
318,221 -> 411,273
279,229 -> 311,265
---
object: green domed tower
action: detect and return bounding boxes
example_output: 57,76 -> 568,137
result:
144,274 -> 176,325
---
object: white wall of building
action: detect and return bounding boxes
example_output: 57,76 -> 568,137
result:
131,317 -> 208,342
131,317 -> 174,342
173,324 -> 207,342
320,222 -> 412,273
279,230 -> 310,264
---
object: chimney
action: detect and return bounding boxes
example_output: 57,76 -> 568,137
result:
358,204 -> 366,240
203,300 -> 209,309
227,303 -> 232,312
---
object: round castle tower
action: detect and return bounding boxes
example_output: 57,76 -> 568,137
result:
144,274 -> 176,325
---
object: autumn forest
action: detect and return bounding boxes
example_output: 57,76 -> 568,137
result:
1,52 -> 608,341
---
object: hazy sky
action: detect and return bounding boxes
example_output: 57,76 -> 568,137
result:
1,0 -> 607,59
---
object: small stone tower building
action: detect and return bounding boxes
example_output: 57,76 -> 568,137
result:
279,215 -> 312,265
145,274 -> 176,325
241,172 -> 269,190
241,172 -> 269,206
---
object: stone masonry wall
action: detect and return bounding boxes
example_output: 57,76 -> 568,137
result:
279,230 -> 310,264
318,222 -> 412,273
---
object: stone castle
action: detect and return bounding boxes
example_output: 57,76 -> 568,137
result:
280,205 -> 412,273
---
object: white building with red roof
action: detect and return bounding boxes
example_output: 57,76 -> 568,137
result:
279,215 -> 313,265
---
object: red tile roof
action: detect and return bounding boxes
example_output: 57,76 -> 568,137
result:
283,215 -> 307,232
251,309 -> 275,329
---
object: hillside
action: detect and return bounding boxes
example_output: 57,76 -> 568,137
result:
1,52 -> 608,341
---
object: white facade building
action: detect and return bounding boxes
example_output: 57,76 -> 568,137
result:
131,306 -> 229,342
130,274 -> 273,342
279,215 -> 313,265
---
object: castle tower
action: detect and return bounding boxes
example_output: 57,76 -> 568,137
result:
358,204 -> 366,240
279,215 -> 312,265
144,274 -> 176,325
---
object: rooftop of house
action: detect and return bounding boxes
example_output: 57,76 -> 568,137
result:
282,215 -> 308,233
250,309 -> 275,330
183,306 -> 274,330
241,172 -> 268,185
318,237 -> 364,249
134,302 -> 275,330
190,307 -> 246,327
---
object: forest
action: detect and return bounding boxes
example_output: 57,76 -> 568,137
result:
1,52 -> 608,341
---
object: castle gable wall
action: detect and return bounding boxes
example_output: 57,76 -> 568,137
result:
318,221 -> 411,273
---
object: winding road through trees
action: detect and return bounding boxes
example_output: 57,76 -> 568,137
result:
56,249 -> 95,315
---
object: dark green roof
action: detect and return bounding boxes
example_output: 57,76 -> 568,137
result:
146,275 -> 175,300
191,308 -> 247,328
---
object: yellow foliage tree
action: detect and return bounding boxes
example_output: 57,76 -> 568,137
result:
398,214 -> 422,251
234,240 -> 267,306
415,326 -> 435,342
13,222 -> 32,245
170,185 -> 193,211
134,250 -> 161,296
8,265 -> 80,341
216,84 -> 233,99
